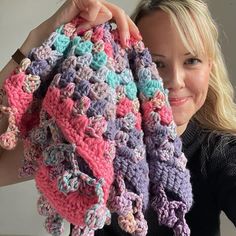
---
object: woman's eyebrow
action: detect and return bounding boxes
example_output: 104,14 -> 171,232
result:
151,53 -> 165,57
151,52 -> 192,57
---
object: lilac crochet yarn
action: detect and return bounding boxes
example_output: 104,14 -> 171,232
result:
0,17 -> 193,236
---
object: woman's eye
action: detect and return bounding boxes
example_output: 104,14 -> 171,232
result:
185,58 -> 202,65
154,60 -> 165,68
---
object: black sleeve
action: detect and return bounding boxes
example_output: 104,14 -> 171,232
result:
208,138 -> 236,227
221,188 -> 236,227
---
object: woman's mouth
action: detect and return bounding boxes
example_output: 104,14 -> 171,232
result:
169,97 -> 190,106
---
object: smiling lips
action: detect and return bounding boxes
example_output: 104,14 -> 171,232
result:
169,96 -> 190,106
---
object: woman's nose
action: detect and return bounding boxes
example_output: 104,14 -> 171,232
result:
163,65 -> 185,91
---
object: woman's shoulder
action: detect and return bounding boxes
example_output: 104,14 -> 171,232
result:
196,123 -> 236,173
187,120 -> 236,151
184,120 -> 236,165
203,127 -> 236,156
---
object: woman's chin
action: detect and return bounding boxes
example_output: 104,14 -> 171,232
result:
172,111 -> 191,128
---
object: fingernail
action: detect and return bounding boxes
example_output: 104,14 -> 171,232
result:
138,31 -> 143,40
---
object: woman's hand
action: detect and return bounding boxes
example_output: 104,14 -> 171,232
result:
35,0 -> 141,48
1,0 -> 140,84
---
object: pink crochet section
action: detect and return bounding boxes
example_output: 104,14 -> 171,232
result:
34,86 -> 114,225
3,72 -> 37,136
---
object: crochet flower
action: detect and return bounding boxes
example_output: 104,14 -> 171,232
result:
53,34 -> 70,53
93,40 -> 105,53
116,97 -> 133,117
27,60 -> 51,77
159,105 -> 173,125
139,48 -> 153,66
91,51 -> 108,70
137,67 -> 152,87
33,45 -> 52,61
114,55 -> 127,73
104,42 -> 113,58
61,56 -> 77,72
106,70 -> 120,89
87,99 -> 108,117
73,80 -> 91,100
75,41 -> 93,56
59,68 -> 76,87
125,81 -> 137,100
92,26 -> 104,42
141,101 -> 154,121
63,22 -> 76,37
116,85 -> 126,101
72,96 -> 91,116
77,52 -> 93,67
89,82 -> 109,100
140,79 -> 162,99
104,103 -> 116,120
152,91 -> 166,109
91,67 -> 109,83
75,66 -> 93,82
85,116 -> 107,138
119,68 -> 133,85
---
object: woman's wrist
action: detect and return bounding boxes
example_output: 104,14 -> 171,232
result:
19,31 -> 36,57
0,18 -> 57,82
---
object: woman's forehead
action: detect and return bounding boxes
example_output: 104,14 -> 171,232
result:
137,9 -> 207,57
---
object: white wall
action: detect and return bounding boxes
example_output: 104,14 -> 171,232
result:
207,0 -> 236,89
0,0 -> 235,236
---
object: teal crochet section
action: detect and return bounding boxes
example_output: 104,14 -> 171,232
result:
54,34 -> 71,54
71,36 -> 82,47
91,51 -> 108,70
75,41 -> 94,56
106,70 -> 120,89
139,79 -> 162,98
119,69 -> 133,85
125,81 -> 138,100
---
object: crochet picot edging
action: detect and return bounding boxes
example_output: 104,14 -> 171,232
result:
0,17 -> 192,236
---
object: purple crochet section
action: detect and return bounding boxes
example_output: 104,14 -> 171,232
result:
0,17 -> 192,236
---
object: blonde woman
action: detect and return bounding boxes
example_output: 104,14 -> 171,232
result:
0,0 -> 235,236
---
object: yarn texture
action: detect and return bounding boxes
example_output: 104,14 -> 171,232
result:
0,17 -> 192,236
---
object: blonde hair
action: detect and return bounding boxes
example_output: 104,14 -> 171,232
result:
131,0 -> 236,135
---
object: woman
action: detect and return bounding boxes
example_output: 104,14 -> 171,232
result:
0,0 -> 236,236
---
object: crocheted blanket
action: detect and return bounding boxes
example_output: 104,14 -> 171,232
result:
0,18 -> 192,236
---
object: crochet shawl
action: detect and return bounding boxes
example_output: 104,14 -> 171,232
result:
0,18 -> 192,236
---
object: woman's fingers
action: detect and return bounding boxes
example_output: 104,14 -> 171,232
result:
79,2 -> 112,27
51,0 -> 141,48
114,9 -> 131,47
126,15 -> 143,41
50,0 -> 80,27
101,1 -> 142,47
74,0 -> 100,22
101,1 -> 130,47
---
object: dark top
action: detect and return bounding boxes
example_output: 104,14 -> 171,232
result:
70,120 -> 236,236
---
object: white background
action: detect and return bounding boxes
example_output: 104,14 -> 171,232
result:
0,0 -> 235,235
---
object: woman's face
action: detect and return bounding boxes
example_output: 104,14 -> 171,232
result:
137,10 -> 212,133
